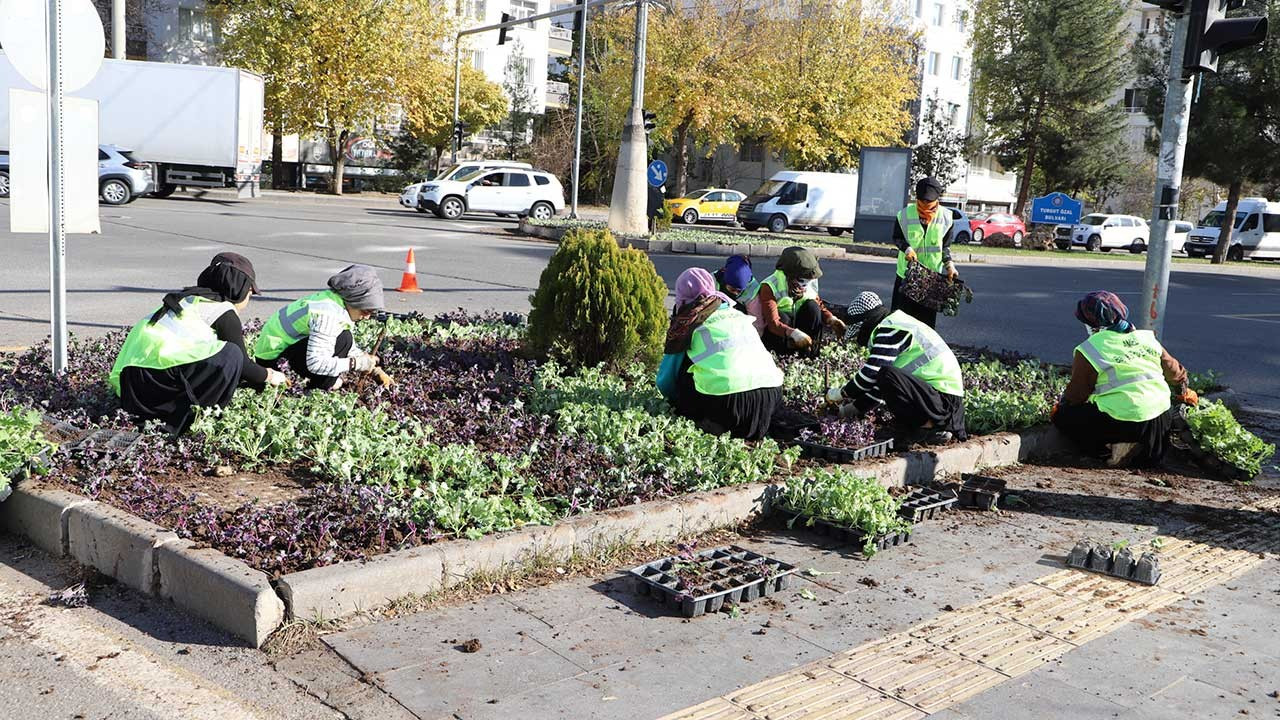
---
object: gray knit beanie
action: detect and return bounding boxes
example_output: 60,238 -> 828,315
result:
328,264 -> 385,311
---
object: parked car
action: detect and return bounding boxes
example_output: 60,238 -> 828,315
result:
736,171 -> 858,235
1054,213 -> 1149,252
0,151 -> 8,198
666,188 -> 746,225
947,207 -> 973,243
1184,198 -> 1280,261
98,144 -> 155,205
417,168 -> 564,220
1170,220 -> 1194,254
400,161 -> 533,212
969,212 -> 1025,246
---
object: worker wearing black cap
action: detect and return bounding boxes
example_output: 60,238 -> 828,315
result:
108,252 -> 288,434
891,176 -> 958,328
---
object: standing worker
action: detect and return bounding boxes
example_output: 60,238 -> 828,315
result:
826,291 -> 966,446
892,177 -> 957,328
109,253 -> 288,434
1053,291 -> 1194,467
253,264 -> 385,390
713,255 -> 758,313
657,268 -> 784,439
747,246 -> 847,356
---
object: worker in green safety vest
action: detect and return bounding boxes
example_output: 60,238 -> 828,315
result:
825,291 -> 966,447
1053,291 -> 1196,467
891,177 -> 958,328
109,253 -> 289,434
253,264 -> 386,390
657,268 -> 785,439
713,255 -> 758,314
745,247 -> 847,356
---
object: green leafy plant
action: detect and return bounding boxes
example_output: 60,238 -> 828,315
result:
527,228 -> 669,371
1186,400 -> 1275,478
0,407 -> 55,490
779,468 -> 911,556
963,360 -> 1068,434
1187,368 -> 1226,395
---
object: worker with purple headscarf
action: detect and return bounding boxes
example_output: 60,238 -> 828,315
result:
656,267 -> 784,439
1054,291 -> 1196,467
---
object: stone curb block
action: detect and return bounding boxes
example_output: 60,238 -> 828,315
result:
679,485 -> 770,535
647,239 -> 673,253
278,544 -> 446,623
66,502 -> 178,596
437,522 -> 577,587
156,540 -> 284,648
0,482 -> 92,557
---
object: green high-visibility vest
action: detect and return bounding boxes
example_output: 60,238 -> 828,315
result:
1075,329 -> 1171,422
253,290 -> 352,361
877,310 -> 964,397
108,296 -> 231,396
761,269 -> 818,316
896,204 -> 952,277
687,306 -> 785,396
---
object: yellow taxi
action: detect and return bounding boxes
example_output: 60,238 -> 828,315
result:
666,188 -> 747,225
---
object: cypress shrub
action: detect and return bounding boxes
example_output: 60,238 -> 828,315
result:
528,228 -> 668,370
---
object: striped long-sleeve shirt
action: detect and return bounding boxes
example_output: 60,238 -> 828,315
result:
841,326 -> 912,411
305,311 -> 366,378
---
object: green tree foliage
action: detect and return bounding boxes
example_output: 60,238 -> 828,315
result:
913,98 -> 969,187
528,229 -> 668,370
970,0 -> 1130,214
499,39 -> 541,162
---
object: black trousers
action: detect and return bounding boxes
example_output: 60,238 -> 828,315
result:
1052,402 -> 1175,467
258,330 -> 353,390
119,343 -> 243,435
878,365 -> 967,439
762,299 -> 824,357
891,274 -> 937,328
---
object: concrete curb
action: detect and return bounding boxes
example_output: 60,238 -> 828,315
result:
515,220 -> 848,260
157,540 -> 284,648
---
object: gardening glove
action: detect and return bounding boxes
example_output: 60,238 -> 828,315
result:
827,316 -> 848,337
904,247 -> 918,264
788,329 -> 813,350
945,262 -> 959,281
265,369 -> 291,388
351,354 -> 379,373
838,402 -> 864,420
1051,402 -> 1060,420
374,368 -> 395,387
1178,388 -> 1199,407
825,387 -> 845,407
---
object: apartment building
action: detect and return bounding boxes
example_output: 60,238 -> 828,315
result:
1115,0 -> 1166,152
92,0 -> 220,65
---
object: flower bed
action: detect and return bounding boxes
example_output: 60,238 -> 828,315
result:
525,218 -> 845,249
0,312 -> 1070,577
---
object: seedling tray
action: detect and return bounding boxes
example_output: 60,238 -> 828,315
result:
1066,539 -> 1161,585
64,428 -> 143,457
795,438 -> 895,463
778,509 -> 913,552
897,486 -> 958,522
1174,428 -> 1256,482
629,545 -> 797,618
957,474 -> 1007,510
41,414 -> 88,445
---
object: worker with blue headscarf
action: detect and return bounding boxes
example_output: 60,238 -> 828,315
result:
1053,291 -> 1195,467
713,255 -> 758,314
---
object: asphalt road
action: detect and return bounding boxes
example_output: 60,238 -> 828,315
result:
2,197 -> 1279,405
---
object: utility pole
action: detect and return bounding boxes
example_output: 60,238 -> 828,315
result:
111,0 -> 124,59
570,5 -> 588,218
606,0 -> 650,235
47,0 -> 68,372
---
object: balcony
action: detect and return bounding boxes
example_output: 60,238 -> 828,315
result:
549,25 -> 573,55
546,80 -> 570,109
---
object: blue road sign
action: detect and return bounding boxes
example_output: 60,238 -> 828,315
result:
1030,192 -> 1083,225
647,159 -> 668,188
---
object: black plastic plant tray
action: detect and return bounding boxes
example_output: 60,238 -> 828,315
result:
778,509 -> 913,552
1065,539 -> 1161,585
958,474 -> 1007,510
897,486 -> 958,522
40,414 -> 88,444
796,438 -> 895,463
628,545 -> 797,618
64,428 -> 143,457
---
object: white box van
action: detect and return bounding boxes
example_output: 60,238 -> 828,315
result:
735,171 -> 858,236
1184,198 -> 1280,261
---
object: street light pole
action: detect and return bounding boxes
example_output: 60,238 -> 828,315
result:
570,5 -> 589,218
452,41 -> 462,165
606,0 -> 650,235
1140,11 -> 1193,338
46,0 -> 68,372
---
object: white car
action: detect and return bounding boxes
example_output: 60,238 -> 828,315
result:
417,168 -> 565,220
399,161 -> 533,212
1054,213 -> 1150,253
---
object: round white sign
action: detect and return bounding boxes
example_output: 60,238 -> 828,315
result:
0,0 -> 105,93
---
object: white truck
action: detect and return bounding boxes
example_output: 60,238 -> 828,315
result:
0,53 -> 264,197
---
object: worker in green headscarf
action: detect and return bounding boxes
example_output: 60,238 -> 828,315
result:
745,247 -> 846,356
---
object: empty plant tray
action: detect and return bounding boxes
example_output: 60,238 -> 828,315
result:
796,438 -> 895,463
629,545 -> 797,618
957,474 -> 1007,510
897,486 -> 959,522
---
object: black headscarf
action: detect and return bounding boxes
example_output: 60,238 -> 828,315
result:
150,254 -> 255,324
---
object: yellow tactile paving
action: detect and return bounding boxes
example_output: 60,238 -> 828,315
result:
664,698 -> 757,720
975,583 -> 1124,645
912,612 -> 1073,677
825,636 -> 1006,713
726,667 -> 923,720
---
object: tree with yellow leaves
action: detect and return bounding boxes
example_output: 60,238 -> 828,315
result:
398,41 -> 508,169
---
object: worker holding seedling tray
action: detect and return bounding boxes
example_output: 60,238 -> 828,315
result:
745,246 -> 847,356
825,291 -> 966,448
658,268 -> 786,440
108,252 -> 288,434
891,176 -> 957,328
253,264 -> 386,391
1053,291 -> 1195,467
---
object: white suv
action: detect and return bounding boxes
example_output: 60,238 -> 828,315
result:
399,161 -> 532,212
1055,213 -> 1150,253
417,168 -> 565,221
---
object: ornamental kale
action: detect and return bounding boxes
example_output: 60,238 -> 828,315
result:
779,468 -> 910,556
963,359 -> 1067,435
0,407 -> 56,489
1186,400 -> 1275,478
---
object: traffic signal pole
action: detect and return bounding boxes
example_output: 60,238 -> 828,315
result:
1140,12 -> 1193,338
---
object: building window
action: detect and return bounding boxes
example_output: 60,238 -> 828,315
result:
954,9 -> 965,31
1123,88 -> 1147,113
932,3 -> 944,26
509,55 -> 536,85
459,0 -> 487,20
951,56 -> 962,80
927,52 -> 940,76
740,139 -> 764,163
178,7 -> 218,43
469,50 -> 485,70
510,0 -> 537,20
914,0 -> 923,17
947,102 -> 961,123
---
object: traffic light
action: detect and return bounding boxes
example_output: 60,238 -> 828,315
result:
642,111 -> 657,134
498,12 -> 513,45
454,121 -> 469,142
1183,0 -> 1268,75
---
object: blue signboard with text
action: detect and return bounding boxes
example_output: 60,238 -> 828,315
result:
1030,192 -> 1083,225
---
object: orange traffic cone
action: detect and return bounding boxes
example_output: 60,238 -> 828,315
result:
398,248 -> 422,293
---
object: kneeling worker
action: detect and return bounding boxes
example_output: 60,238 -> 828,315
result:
713,255 -> 758,313
253,264 -> 385,390
109,252 -> 288,434
1053,291 -> 1193,467
658,268 -> 784,440
749,247 -> 846,356
826,291 -> 966,446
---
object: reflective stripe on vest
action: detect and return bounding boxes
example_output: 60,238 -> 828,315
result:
896,205 -> 951,277
1075,330 -> 1171,423
687,306 -> 785,396
761,270 -> 818,316
253,290 -> 350,360
738,278 -> 761,304
108,296 -> 228,396
878,310 -> 964,397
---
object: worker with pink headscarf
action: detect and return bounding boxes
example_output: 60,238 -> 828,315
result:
657,267 -> 784,439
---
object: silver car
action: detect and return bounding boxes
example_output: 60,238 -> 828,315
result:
98,144 -> 155,205
0,152 -> 9,198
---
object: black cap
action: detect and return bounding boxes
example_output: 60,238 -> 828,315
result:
916,177 -> 943,202
210,252 -> 258,293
